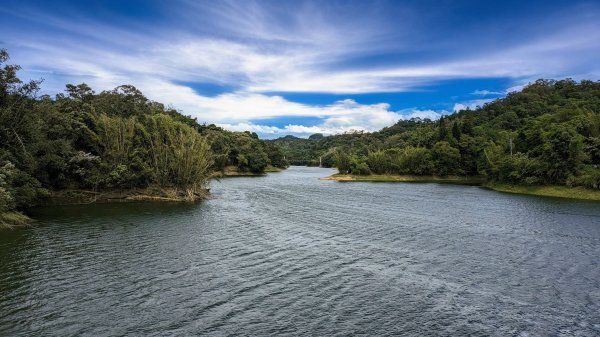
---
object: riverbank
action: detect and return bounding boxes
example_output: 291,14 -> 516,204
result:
0,186 -> 210,230
264,165 -> 284,173
0,211 -> 31,229
320,174 -> 485,185
46,186 -> 210,206
486,184 -> 600,201
1,167 -> 289,229
211,165 -> 284,178
321,173 -> 600,201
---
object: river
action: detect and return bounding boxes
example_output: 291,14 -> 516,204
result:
1,166 -> 599,336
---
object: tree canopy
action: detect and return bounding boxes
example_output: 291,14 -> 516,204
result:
0,49 -> 288,218
270,79 -> 600,189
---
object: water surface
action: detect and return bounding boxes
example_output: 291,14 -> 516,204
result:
1,166 -> 600,336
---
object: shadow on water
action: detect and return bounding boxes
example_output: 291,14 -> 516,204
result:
27,201 -> 200,224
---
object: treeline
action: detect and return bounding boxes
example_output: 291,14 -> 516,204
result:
271,79 -> 600,189
200,124 -> 287,174
0,49 -> 287,222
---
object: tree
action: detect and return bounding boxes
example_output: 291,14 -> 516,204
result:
350,158 -> 371,175
437,117 -> 449,141
271,78 -> 600,189
496,153 -> 543,185
400,147 -> 433,175
586,137 -> 600,165
0,163 -> 15,212
0,49 -> 290,217
236,142 -> 269,173
66,83 -> 95,101
432,141 -> 461,175
367,151 -> 389,174
541,126 -> 585,183
335,150 -> 351,174
452,122 -> 462,140
264,142 -> 288,168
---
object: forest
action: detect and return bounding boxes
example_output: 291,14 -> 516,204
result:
271,79 -> 600,189
3,44 -> 600,227
0,50 -> 287,226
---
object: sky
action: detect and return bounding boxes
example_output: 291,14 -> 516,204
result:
1,0 -> 599,138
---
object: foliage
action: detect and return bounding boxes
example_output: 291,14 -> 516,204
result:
0,49 -> 286,215
335,150 -> 352,174
273,78 -> 600,190
431,141 -> 461,176
0,163 -> 15,212
398,147 -> 434,175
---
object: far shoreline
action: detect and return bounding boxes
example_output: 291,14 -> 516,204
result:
321,173 -> 600,201
210,165 -> 284,178
320,174 -> 484,185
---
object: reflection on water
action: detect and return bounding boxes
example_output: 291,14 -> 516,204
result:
1,166 -> 600,336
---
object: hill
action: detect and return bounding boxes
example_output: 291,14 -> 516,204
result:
270,79 -> 600,191
0,50 -> 287,227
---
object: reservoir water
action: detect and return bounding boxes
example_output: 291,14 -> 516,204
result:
1,166 -> 600,336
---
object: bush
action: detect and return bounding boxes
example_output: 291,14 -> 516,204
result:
432,141 -> 461,175
367,151 -> 390,174
10,170 -> 49,208
497,153 -> 543,185
335,150 -> 352,174
568,166 -> 600,189
400,147 -> 433,175
541,126 -> 585,183
350,160 -> 371,175
0,163 -> 15,212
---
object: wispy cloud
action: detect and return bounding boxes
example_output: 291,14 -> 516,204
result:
2,0 -> 600,136
453,99 -> 495,112
220,106 -> 446,138
471,90 -> 503,96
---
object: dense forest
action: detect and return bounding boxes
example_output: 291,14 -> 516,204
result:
0,50 -> 287,226
3,44 -> 600,227
271,79 -> 600,188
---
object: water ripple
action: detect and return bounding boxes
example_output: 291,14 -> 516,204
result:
1,167 -> 600,336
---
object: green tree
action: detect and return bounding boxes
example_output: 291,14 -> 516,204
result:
335,150 -> 351,174
432,141 -> 461,175
400,147 -> 433,175
541,126 -> 585,183
367,151 -> 390,174
0,163 -> 15,212
497,153 -> 543,185
264,142 -> 288,168
452,122 -> 462,140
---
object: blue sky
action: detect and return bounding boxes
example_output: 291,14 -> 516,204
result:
1,0 -> 599,138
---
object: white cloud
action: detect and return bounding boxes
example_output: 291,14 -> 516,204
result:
4,0 -> 600,137
218,123 -> 334,137
403,109 -> 444,120
219,105 -> 445,138
453,99 -> 495,112
504,83 -> 527,94
453,103 -> 469,112
472,90 -> 503,96
10,0 -> 600,97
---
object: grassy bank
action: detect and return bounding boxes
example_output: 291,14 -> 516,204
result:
0,211 -> 31,229
264,165 -> 284,173
46,186 -> 210,206
320,174 -> 485,185
1,186 -> 209,229
486,184 -> 600,201
321,173 -> 600,201
211,165 -> 264,178
211,165 -> 284,178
